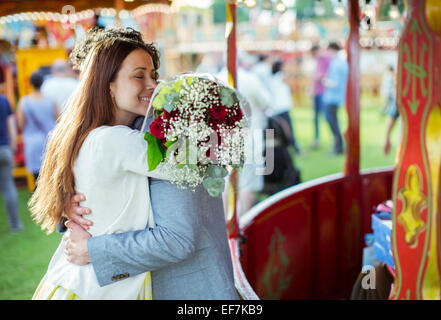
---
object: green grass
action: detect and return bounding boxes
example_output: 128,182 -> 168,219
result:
0,190 -> 62,300
0,96 -> 399,300
291,95 -> 398,181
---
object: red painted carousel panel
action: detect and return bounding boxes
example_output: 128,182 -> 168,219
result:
251,191 -> 314,299
315,183 -> 340,299
339,177 -> 363,295
240,175 -> 345,299
239,168 -> 394,299
238,223 -> 256,290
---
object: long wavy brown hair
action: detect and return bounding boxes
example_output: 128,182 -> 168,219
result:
29,29 -> 160,233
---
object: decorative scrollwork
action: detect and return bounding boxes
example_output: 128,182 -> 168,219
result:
397,164 -> 427,247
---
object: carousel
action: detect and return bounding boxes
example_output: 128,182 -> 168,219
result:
0,0 -> 440,300
231,0 -> 441,300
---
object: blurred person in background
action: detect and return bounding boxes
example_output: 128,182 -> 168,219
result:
217,51 -> 271,215
322,42 -> 348,155
380,65 -> 396,115
16,71 -> 57,182
382,65 -> 400,156
0,90 -> 22,232
269,59 -> 301,155
196,52 -> 221,75
310,44 -> 331,149
383,99 -> 400,156
261,59 -> 302,196
41,59 -> 78,115
252,54 -> 273,87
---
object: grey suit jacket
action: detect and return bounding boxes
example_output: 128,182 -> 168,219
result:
87,178 -> 239,300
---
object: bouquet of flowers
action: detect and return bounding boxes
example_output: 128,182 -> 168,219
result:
142,73 -> 249,197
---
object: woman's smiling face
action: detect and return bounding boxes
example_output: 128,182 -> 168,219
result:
110,48 -> 158,125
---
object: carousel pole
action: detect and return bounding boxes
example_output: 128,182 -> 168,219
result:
390,0 -> 441,300
224,0 -> 259,300
338,0 -> 363,295
344,0 -> 360,177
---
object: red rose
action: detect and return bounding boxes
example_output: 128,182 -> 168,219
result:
163,110 -> 178,120
149,116 -> 166,140
162,111 -> 171,120
209,104 -> 227,121
227,107 -> 243,126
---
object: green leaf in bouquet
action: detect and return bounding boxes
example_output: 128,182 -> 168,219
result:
202,176 -> 225,197
153,95 -> 167,111
180,76 -> 193,91
206,165 -> 228,179
162,101 -> 174,113
166,141 -> 179,159
163,91 -> 180,113
153,86 -> 173,110
164,139 -> 177,149
144,132 -> 166,171
219,86 -> 238,108
172,79 -> 184,91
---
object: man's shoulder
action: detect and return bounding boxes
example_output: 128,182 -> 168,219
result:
149,181 -> 223,218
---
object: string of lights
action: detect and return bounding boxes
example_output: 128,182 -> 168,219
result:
0,1 -> 403,25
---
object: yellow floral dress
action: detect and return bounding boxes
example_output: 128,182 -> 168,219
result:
32,272 -> 152,300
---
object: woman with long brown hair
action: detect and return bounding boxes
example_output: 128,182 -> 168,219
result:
30,27 -> 166,300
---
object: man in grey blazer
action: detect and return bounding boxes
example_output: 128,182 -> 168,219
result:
64,179 -> 239,300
